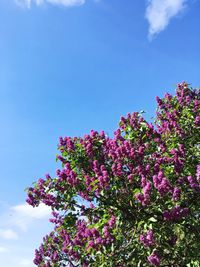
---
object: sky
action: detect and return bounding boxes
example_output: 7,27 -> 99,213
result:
0,0 -> 199,266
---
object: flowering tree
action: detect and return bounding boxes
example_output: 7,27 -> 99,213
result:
26,82 -> 200,267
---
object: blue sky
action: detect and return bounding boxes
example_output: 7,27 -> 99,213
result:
0,0 -> 199,266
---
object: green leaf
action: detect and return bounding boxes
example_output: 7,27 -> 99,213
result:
148,217 -> 157,222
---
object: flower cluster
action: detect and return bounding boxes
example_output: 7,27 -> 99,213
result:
147,251 -> 160,266
26,83 -> 200,266
163,206 -> 189,221
140,230 -> 154,247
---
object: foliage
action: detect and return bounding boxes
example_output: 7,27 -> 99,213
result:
26,82 -> 200,266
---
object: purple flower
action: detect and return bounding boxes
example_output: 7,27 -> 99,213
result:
108,215 -> 116,228
87,240 -> 95,249
95,237 -> 103,245
196,165 -> 200,181
195,116 -> 200,125
140,230 -> 154,247
173,187 -> 181,201
147,251 -> 160,266
163,206 -> 189,221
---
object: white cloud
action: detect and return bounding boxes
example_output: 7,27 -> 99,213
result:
0,246 -> 8,253
11,203 -> 52,231
145,0 -> 187,38
45,0 -> 85,6
15,0 -> 85,8
15,0 -> 31,8
12,203 -> 51,219
0,229 -> 18,240
18,258 -> 35,267
0,202 -> 53,267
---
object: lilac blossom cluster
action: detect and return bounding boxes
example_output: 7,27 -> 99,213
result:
163,206 -> 189,221
139,230 -> 154,247
34,215 -> 116,267
147,251 -> 160,266
26,83 -> 200,266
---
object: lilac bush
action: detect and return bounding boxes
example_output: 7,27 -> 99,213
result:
26,82 -> 200,266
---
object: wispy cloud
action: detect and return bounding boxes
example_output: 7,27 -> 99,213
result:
12,203 -> 51,220
0,202 -> 53,267
0,246 -> 8,253
145,0 -> 187,39
10,203 -> 52,231
18,258 -> 35,267
15,0 -> 85,8
0,229 -> 18,240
